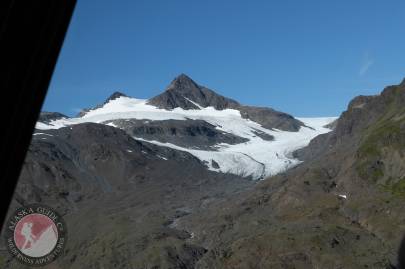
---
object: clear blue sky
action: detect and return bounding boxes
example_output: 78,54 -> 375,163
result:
43,0 -> 405,117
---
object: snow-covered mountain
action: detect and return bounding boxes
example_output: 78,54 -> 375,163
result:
36,74 -> 336,179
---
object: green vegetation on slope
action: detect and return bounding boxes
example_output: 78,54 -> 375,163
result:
356,86 -> 405,195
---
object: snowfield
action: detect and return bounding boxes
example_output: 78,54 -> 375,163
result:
36,96 -> 337,179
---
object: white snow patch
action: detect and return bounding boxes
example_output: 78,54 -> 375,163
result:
35,97 -> 242,129
338,194 -> 347,199
184,97 -> 204,109
126,149 -> 132,153
33,133 -> 53,137
106,122 -> 118,127
296,117 -> 338,128
157,155 -> 168,160
135,137 -> 264,179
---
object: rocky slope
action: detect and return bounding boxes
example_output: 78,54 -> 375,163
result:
175,78 -> 405,268
38,112 -> 68,123
103,118 -> 250,150
1,123 -> 254,269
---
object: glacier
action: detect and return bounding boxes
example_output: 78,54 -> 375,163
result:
36,96 -> 337,180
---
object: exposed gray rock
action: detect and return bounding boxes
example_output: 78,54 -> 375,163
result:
211,160 -> 220,169
238,105 -> 304,131
104,91 -> 127,103
148,74 -> 240,110
105,118 -> 249,150
251,129 -> 274,141
38,111 -> 68,123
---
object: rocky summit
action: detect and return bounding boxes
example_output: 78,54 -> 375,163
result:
1,75 -> 405,269
148,74 -> 305,131
148,74 -> 241,110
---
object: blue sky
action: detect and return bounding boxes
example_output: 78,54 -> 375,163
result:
43,0 -> 405,117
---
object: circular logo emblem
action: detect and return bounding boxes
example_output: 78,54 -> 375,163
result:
4,204 -> 67,266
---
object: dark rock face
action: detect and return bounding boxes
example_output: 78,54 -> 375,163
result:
211,159 -> 220,169
239,105 -> 304,131
148,74 -> 240,110
38,111 -> 68,123
103,91 -> 127,104
251,129 -> 274,141
148,74 -> 305,131
105,118 -> 249,149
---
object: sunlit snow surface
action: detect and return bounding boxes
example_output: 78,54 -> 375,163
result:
36,97 -> 337,179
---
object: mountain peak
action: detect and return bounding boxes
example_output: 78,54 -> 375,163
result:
104,91 -> 127,104
148,74 -> 241,110
175,73 -> 193,81
75,91 -> 128,117
38,112 -> 68,123
167,73 -> 199,92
